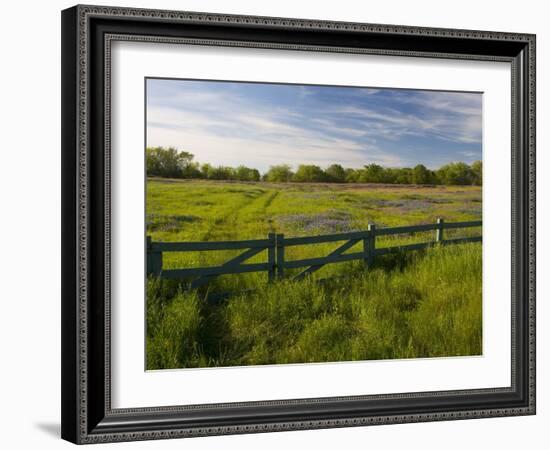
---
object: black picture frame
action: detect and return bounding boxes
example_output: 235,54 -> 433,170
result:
61,4 -> 536,444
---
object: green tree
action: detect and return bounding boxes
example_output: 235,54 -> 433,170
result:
145,148 -> 481,186
250,168 -> 261,182
381,168 -> 398,184
265,164 -> 294,182
359,164 -> 385,183
181,161 -> 202,178
200,163 -> 214,179
200,164 -> 229,180
344,168 -> 359,183
394,167 -> 413,184
146,147 -> 195,178
411,164 -> 431,185
471,160 -> 482,186
209,166 -> 235,180
235,165 -> 261,182
293,165 -> 327,182
325,164 -> 346,183
437,162 -> 474,185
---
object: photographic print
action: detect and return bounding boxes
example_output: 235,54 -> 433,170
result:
145,78 -> 483,370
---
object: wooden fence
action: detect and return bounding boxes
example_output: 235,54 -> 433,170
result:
147,219 -> 482,288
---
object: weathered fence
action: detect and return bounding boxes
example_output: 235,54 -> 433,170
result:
147,234 -> 277,289
147,218 -> 482,287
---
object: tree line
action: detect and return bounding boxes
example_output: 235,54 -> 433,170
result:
146,146 -> 482,186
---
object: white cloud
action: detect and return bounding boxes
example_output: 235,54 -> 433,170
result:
147,105 -> 405,171
146,80 -> 481,171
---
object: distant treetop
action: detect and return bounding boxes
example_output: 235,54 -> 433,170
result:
146,147 -> 482,186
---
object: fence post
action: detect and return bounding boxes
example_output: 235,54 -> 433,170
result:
267,233 -> 276,281
363,231 -> 368,267
276,233 -> 285,279
364,223 -> 376,267
146,236 -> 162,276
436,218 -> 444,243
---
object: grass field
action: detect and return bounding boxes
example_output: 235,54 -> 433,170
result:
145,178 -> 482,369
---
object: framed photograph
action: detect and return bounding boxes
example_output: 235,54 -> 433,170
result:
61,4 -> 536,444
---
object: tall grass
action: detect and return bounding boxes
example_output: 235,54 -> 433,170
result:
146,179 -> 482,297
146,243 -> 482,369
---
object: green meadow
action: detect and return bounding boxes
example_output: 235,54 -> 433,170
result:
146,178 -> 482,369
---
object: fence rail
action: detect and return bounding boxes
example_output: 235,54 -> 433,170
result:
147,218 -> 481,287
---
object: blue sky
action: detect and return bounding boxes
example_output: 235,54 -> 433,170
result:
146,78 -> 482,172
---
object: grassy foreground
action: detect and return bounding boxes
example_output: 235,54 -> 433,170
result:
146,179 -> 482,294
146,243 -> 482,369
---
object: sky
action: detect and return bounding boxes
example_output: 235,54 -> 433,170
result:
146,78 -> 482,173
